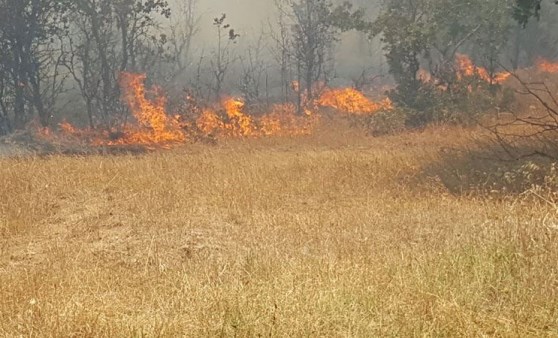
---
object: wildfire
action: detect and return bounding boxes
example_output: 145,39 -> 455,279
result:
194,85 -> 388,139
196,98 -> 255,137
317,87 -> 392,115
59,121 -> 77,134
222,98 -> 256,137
536,58 -> 558,73
196,100 -> 317,138
55,72 -> 188,148
259,103 -> 317,136
39,71 -> 395,149
418,69 -> 434,83
110,73 -> 186,146
455,54 -> 510,84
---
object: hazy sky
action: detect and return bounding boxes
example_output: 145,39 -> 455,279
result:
196,0 -> 276,38
167,0 -> 387,81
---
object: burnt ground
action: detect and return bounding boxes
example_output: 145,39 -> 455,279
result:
0,131 -> 150,157
0,142 -> 31,157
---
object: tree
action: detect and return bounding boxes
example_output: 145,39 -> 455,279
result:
239,32 -> 268,106
513,0 -> 558,27
487,73 -> 558,160
371,0 -> 433,115
280,0 -> 363,112
208,14 -> 239,101
290,0 -> 334,107
0,45 -> 11,134
369,0 -> 515,126
167,0 -> 200,83
270,3 -> 294,104
0,0 -> 70,130
63,0 -> 171,129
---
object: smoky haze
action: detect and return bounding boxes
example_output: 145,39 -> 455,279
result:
164,0 -> 386,95
0,0 -> 557,136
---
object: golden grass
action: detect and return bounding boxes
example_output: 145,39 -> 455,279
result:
1,126 -> 557,337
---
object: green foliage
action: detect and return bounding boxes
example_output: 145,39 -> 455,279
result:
365,0 -> 516,128
372,0 -> 433,112
514,0 -> 543,26
366,107 -> 409,136
329,1 -> 370,32
428,146 -> 558,195
512,0 -> 558,27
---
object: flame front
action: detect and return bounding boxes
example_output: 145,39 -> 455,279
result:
43,72 -> 393,148
260,103 -> 317,136
196,98 -> 255,137
111,73 -> 186,146
536,58 -> 558,73
222,98 -> 256,136
197,100 -> 317,137
455,54 -> 510,84
317,88 -> 392,115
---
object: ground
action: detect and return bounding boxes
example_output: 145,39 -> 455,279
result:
0,142 -> 29,157
0,126 -> 557,336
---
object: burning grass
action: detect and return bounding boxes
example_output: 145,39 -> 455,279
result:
26,54 -> 558,154
536,57 -> 558,74
34,72 -> 391,152
1,125 -> 557,336
455,53 -> 511,84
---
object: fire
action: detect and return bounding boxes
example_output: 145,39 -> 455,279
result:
50,73 -> 189,148
196,98 -> 255,137
455,54 -> 510,84
111,73 -> 186,146
259,103 -> 317,136
196,109 -> 225,136
196,100 -> 317,137
222,98 -> 256,137
418,69 -> 434,83
536,58 -> 558,73
59,121 -> 77,134
39,72 -> 394,149
317,88 -> 392,115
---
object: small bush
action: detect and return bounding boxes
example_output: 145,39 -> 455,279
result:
389,76 -> 515,129
425,142 -> 558,196
366,108 -> 408,136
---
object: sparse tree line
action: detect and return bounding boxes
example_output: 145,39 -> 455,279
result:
0,0 -> 191,134
0,0 -> 556,135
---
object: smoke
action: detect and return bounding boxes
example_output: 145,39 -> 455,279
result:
165,0 -> 387,91
195,0 -> 276,38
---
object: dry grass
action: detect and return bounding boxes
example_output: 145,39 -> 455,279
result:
1,125 -> 557,337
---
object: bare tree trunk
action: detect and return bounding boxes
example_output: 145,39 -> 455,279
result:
90,13 -> 115,126
511,24 -> 521,70
84,97 -> 94,129
296,61 -> 303,115
29,77 -> 49,126
0,82 -> 11,134
13,66 -> 26,129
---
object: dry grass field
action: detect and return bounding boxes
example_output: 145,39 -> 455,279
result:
1,125 -> 557,337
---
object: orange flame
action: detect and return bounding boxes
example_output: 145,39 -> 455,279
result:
41,72 -> 394,148
59,121 -> 77,134
110,73 -> 186,146
536,58 -> 558,73
455,54 -> 510,84
317,88 -> 392,115
222,98 -> 256,137
196,98 -> 255,137
259,103 -> 317,136
196,99 -> 318,138
418,69 -> 434,83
